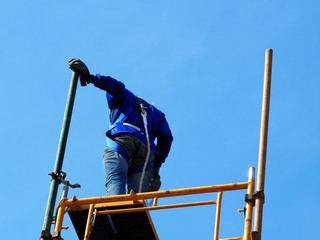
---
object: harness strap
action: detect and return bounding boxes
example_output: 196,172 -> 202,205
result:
138,103 -> 151,192
110,122 -> 141,132
128,161 -> 154,175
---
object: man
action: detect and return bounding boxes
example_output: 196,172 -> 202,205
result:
69,59 -> 173,196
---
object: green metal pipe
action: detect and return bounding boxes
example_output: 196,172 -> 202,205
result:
40,71 -> 79,240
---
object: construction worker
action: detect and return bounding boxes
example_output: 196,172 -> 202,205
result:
69,59 -> 173,196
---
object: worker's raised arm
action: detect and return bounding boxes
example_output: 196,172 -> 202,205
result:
91,75 -> 125,97
69,58 -> 125,97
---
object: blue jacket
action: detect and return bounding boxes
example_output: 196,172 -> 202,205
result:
92,74 -> 173,168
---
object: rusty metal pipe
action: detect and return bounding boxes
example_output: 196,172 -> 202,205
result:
253,49 -> 273,239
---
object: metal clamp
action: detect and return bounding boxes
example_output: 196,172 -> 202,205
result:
52,231 -> 63,240
48,170 -> 81,189
245,190 -> 265,205
40,230 -> 52,239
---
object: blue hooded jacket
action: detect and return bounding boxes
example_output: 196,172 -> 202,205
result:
92,74 -> 173,168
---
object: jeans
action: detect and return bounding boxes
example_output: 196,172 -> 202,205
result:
103,133 -> 155,196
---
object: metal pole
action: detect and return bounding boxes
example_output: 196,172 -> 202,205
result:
253,49 -> 273,240
213,192 -> 223,240
243,167 -> 255,240
40,71 -> 79,240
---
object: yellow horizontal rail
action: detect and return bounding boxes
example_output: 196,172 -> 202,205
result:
64,182 -> 249,207
96,200 -> 218,215
220,237 -> 243,240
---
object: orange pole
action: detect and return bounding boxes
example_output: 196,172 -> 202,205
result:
97,200 -> 218,215
65,182 -> 249,207
84,204 -> 95,240
53,200 -> 67,237
214,192 -> 223,240
243,167 -> 255,240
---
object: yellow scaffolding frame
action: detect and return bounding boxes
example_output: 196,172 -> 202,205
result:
52,167 -> 255,240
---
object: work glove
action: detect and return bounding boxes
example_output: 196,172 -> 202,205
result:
68,58 -> 93,86
149,168 -> 161,191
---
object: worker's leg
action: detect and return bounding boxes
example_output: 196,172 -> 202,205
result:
127,169 -> 153,193
103,146 -> 128,195
104,133 -> 155,194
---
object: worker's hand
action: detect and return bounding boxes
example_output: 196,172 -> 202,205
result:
68,58 -> 92,86
149,168 -> 161,191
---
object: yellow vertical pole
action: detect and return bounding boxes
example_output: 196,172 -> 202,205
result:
243,167 -> 255,240
84,204 -> 95,240
53,185 -> 69,236
53,202 -> 66,236
214,192 -> 223,240
253,48 -> 273,240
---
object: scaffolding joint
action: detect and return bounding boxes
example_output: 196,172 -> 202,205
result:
51,231 -> 63,240
40,230 -> 52,240
48,170 -> 81,189
245,190 -> 265,205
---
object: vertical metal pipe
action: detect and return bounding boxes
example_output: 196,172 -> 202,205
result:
213,192 -> 223,240
40,72 -> 79,240
61,185 -> 69,200
253,49 -> 273,239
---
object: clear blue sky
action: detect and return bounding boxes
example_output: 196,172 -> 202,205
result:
1,1 -> 319,239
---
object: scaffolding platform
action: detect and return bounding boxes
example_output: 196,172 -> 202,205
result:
68,200 -> 158,240
52,178 -> 255,240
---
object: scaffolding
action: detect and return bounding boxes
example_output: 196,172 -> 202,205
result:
51,167 -> 255,240
40,49 -> 273,240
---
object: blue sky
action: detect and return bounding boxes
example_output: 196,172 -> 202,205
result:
1,1 -> 319,239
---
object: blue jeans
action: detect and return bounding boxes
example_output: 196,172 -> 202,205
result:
103,134 -> 155,196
